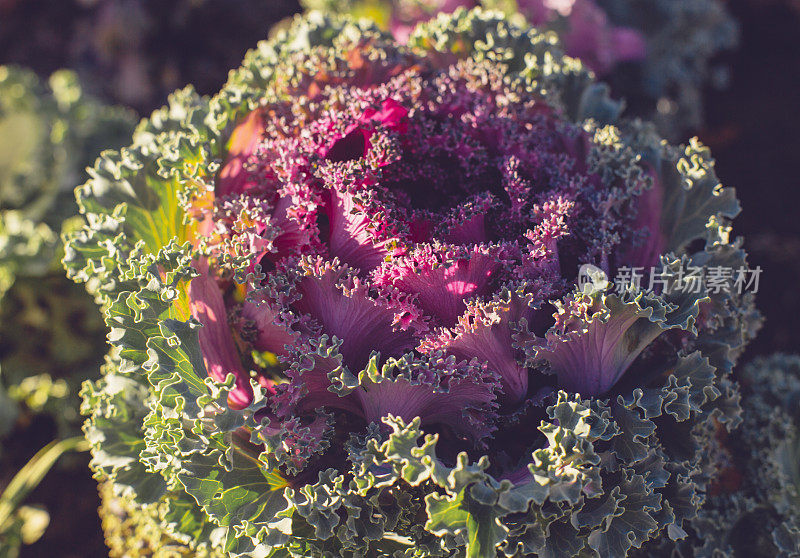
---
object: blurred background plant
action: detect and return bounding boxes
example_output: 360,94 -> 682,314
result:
688,354 -> 800,555
0,0 -> 302,114
0,65 -> 135,557
0,437 -> 89,558
0,65 -> 135,424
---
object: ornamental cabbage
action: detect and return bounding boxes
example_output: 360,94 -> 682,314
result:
67,10 -> 759,557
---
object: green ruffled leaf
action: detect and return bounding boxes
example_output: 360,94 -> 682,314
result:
661,139 -> 740,253
80,367 -> 168,504
586,473 -> 661,556
426,476 -> 509,558
179,443 -> 291,554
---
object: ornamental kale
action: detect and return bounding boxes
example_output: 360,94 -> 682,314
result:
67,10 -> 759,557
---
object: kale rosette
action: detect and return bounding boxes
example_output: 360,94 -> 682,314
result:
66,9 -> 759,557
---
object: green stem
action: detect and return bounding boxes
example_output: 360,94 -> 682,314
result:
0,436 -> 90,530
